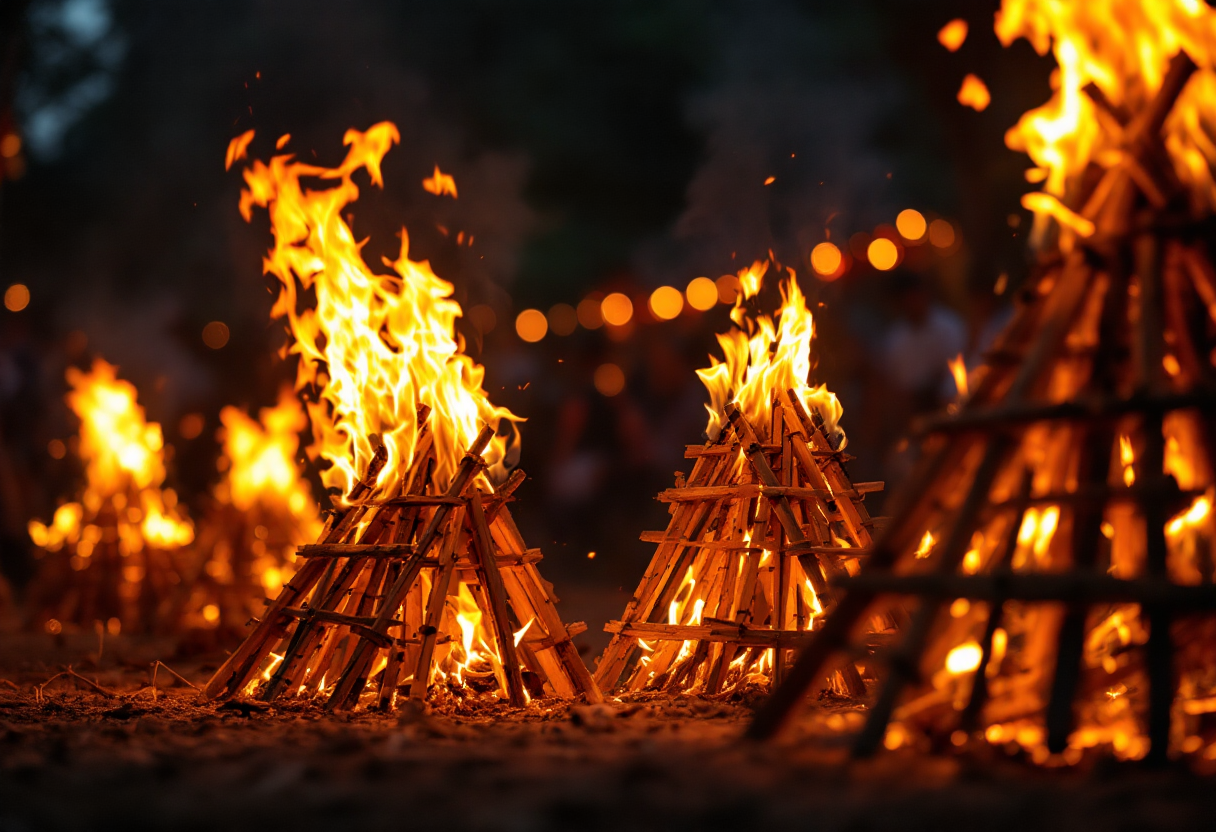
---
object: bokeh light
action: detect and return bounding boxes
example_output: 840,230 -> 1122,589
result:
577,297 -> 604,329
810,242 -> 842,278
648,286 -> 684,320
895,209 -> 927,241
468,304 -> 497,334
515,308 -> 548,342
47,439 -> 66,459
715,274 -> 741,304
179,413 -> 205,440
593,363 -> 626,396
957,74 -> 991,112
4,284 -> 29,312
547,303 -> 578,336
929,219 -> 957,248
685,277 -> 718,311
601,292 -> 633,327
937,19 -> 968,52
0,134 -> 20,158
867,238 -> 899,271
202,321 -> 230,349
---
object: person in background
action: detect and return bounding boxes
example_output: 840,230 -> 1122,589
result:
880,271 -> 966,413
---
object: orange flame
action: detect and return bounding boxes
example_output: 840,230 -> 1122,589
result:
948,353 -> 969,398
996,0 -> 1216,236
29,359 -> 193,555
232,124 -> 518,499
215,388 -> 323,595
422,164 -> 458,198
957,74 -> 992,111
695,261 -> 843,442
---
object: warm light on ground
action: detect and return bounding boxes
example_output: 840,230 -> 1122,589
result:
685,277 -> 718,311
515,309 -> 548,342
895,209 -> 927,241
648,286 -> 684,320
867,238 -> 899,271
4,283 -> 29,312
810,242 -> 842,277
601,293 -> 633,327
594,363 -> 625,396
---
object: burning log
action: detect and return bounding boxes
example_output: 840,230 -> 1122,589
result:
595,261 -> 887,696
203,125 -> 599,710
27,359 -> 194,634
181,389 -> 323,635
754,1 -> 1216,766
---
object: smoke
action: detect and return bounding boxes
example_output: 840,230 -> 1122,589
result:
635,1 -> 909,283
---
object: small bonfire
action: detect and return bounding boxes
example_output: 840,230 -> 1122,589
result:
27,359 -> 194,635
203,124 -> 599,711
595,260 -> 886,697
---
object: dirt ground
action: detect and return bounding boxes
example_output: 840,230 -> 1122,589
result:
1,634 -> 1215,832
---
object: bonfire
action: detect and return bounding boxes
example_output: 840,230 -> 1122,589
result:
754,0 -> 1216,767
27,359 -> 194,634
596,260 -> 886,697
203,124 -> 599,710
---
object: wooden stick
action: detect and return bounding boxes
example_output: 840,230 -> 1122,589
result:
408,513 -> 463,702
328,426 -> 494,707
468,489 -> 527,707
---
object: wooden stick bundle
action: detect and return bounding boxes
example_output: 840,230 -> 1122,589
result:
201,421 -> 601,711
752,52 -> 1216,765
594,392 -> 885,697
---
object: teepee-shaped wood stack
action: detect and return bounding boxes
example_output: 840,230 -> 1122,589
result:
753,52 -> 1216,765
595,391 -> 885,696
203,414 -> 601,710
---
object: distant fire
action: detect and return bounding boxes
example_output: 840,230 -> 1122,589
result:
28,359 -> 192,632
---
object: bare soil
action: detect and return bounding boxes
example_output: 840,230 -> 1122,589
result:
1,633 -> 1213,832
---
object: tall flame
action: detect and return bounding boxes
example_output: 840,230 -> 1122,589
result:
998,0 -> 1216,234
695,261 -> 842,442
214,389 -> 323,595
232,124 -> 518,499
218,389 -> 321,528
29,359 -> 193,555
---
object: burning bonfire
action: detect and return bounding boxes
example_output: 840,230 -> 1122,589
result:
203,124 -> 600,710
753,0 -> 1216,766
182,390 -> 322,634
27,359 -> 194,634
595,261 -> 885,696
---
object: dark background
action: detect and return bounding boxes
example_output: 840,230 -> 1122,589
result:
0,0 -> 1055,647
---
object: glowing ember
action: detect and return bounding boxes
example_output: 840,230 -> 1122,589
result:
957,74 -> 991,111
422,164 -> 458,197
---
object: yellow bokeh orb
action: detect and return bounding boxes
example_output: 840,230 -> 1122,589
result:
515,308 -> 548,342
895,209 -> 927,241
648,286 -> 684,320
601,292 -> 634,327
810,242 -> 843,278
867,237 -> 900,271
